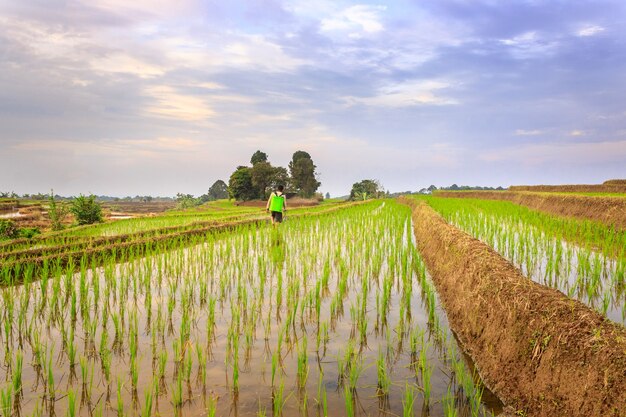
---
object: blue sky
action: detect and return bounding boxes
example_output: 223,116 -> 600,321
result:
1,0 -> 625,197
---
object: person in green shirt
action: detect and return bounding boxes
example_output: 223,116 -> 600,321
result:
266,185 -> 287,225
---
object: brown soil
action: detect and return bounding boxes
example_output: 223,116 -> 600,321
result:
101,201 -> 177,214
400,197 -> 626,417
508,183 -> 626,193
435,190 -> 626,230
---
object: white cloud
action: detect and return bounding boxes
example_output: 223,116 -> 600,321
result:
345,79 -> 459,108
500,31 -> 559,59
569,130 -> 586,136
320,5 -> 386,38
577,25 -> 605,37
143,85 -> 216,121
515,129 -> 544,136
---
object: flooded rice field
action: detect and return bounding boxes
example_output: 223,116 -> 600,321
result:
0,201 -> 501,416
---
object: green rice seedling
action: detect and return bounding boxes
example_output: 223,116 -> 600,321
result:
402,382 -> 415,417
206,394 -> 217,417
66,388 -> 77,417
171,366 -> 184,408
0,385 -> 12,417
322,386 -> 328,417
376,350 -> 390,396
443,387 -> 458,417
272,378 -> 285,417
141,382 -> 155,417
419,345 -> 432,405
116,377 -> 125,417
343,384 -> 354,417
271,351 -> 279,388
297,337 -> 309,389
12,350 -> 23,397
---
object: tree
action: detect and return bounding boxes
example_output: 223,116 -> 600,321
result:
47,189 -> 69,231
427,185 -> 437,192
228,166 -> 258,201
250,161 -> 275,199
208,180 -> 229,200
325,192 -> 330,199
349,180 -> 383,201
289,151 -> 320,197
250,150 -> 268,165
70,194 -> 103,225
176,193 -> 199,209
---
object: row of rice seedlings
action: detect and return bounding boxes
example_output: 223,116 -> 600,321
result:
0,199 -> 498,416
425,196 -> 626,324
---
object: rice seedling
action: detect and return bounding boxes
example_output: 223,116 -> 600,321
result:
0,385 -> 12,417
402,382 -> 415,417
66,388 -> 77,417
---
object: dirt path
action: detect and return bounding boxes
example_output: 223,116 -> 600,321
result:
401,197 -> 626,417
435,190 -> 626,230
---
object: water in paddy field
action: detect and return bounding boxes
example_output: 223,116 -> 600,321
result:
444,210 -> 626,326
0,201 -> 503,416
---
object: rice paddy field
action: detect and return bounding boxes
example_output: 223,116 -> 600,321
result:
0,200 -> 502,417
422,196 -> 626,325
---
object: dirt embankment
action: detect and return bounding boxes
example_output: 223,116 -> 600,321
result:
235,197 -> 320,208
401,197 -> 626,417
508,182 -> 626,193
434,190 -> 626,230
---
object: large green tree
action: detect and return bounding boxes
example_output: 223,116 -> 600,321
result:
208,180 -> 229,200
250,161 -> 275,199
228,166 -> 258,201
349,180 -> 383,200
250,150 -> 268,165
288,151 -> 320,197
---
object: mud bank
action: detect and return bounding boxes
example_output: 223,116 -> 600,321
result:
435,190 -> 626,230
401,197 -> 626,417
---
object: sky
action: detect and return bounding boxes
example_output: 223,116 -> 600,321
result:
1,0 -> 625,197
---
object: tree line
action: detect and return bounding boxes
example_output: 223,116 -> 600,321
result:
228,150 -> 321,201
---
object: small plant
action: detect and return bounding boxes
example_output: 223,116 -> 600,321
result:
70,194 -> 103,225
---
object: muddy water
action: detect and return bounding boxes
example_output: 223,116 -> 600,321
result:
0,202 -> 502,416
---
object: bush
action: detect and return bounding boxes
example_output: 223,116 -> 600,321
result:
70,194 -> 103,225
0,219 -> 19,240
18,227 -> 41,239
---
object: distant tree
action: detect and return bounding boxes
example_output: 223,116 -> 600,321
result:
250,150 -> 268,166
70,194 -> 103,225
207,180 -> 229,200
325,192 -> 330,199
289,151 -> 321,198
427,185 -> 437,192
449,184 -> 459,190
350,180 -> 383,201
269,166 -> 290,193
250,161 -> 275,199
176,193 -> 199,209
228,166 -> 258,201
47,189 -> 69,231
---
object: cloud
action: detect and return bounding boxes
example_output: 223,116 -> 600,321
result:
515,129 -> 544,136
143,85 -> 216,121
320,5 -> 387,38
577,25 -> 605,37
345,79 -> 459,107
499,31 -> 559,59
569,130 -> 586,136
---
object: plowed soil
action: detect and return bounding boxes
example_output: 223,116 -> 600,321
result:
509,183 -> 626,193
401,197 -> 626,417
435,190 -> 626,230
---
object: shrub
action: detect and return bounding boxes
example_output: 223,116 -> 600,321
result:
18,227 -> 41,239
70,194 -> 103,225
0,219 -> 19,240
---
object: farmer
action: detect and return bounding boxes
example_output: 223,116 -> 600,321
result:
266,185 -> 287,225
